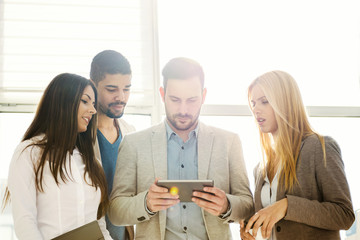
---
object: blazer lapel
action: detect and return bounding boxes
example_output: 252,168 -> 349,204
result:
197,122 -> 213,180
151,122 -> 168,240
254,166 -> 265,212
151,122 -> 168,180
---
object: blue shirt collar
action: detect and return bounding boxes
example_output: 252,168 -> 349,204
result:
164,120 -> 199,141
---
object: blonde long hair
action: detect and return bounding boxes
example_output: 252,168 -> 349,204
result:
248,70 -> 325,191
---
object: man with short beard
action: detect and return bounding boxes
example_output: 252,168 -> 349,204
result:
109,57 -> 254,240
90,50 -> 135,240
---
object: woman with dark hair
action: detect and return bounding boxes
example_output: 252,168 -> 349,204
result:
5,73 -> 112,239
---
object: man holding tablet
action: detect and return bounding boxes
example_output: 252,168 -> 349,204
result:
109,57 -> 254,239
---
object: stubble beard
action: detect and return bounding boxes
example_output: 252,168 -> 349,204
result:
166,108 -> 201,131
99,102 -> 126,119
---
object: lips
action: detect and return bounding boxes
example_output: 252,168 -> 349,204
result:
109,102 -> 126,108
177,116 -> 191,124
82,116 -> 91,124
257,117 -> 265,125
112,104 -> 124,110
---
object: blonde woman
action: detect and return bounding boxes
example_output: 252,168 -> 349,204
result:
240,71 -> 354,240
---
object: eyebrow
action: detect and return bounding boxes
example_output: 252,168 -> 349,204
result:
256,96 -> 267,101
83,94 -> 92,101
169,95 -> 180,99
105,84 -> 132,88
105,85 -> 118,88
168,95 -> 199,100
188,96 -> 199,100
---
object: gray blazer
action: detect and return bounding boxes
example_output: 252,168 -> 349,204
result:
94,118 -> 136,240
254,134 -> 355,240
109,121 -> 254,240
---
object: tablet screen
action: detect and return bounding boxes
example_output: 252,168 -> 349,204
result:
157,179 -> 214,202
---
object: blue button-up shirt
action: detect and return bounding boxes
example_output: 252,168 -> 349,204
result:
165,121 -> 208,240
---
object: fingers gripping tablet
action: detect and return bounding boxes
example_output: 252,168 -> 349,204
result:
157,180 -> 214,202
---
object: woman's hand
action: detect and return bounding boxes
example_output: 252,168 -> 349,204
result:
245,198 -> 288,239
240,220 -> 255,240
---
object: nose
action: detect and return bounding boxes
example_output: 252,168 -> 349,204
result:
114,90 -> 125,102
179,102 -> 187,115
252,104 -> 260,115
89,104 -> 97,114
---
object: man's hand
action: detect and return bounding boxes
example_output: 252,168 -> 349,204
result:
146,178 -> 180,213
192,186 -> 229,216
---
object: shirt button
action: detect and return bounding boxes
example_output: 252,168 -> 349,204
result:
276,226 -> 281,232
183,205 -> 186,209
181,164 -> 184,168
181,146 -> 184,150
183,226 -> 187,231
137,216 -> 146,221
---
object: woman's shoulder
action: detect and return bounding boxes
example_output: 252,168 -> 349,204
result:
302,134 -> 337,146
18,135 -> 44,148
301,134 -> 341,157
13,135 -> 45,159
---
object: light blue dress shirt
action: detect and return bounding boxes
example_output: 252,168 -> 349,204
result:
165,121 -> 208,240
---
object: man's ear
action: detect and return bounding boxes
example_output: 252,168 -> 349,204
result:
201,88 -> 207,104
159,86 -> 165,103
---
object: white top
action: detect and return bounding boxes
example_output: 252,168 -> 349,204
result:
260,168 -> 280,240
7,136 -> 112,240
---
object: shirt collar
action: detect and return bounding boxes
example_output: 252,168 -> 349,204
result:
164,120 -> 199,141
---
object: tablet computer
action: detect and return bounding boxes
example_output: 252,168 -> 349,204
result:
52,220 -> 104,240
157,179 -> 214,202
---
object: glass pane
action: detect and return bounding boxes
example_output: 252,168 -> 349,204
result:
0,0 -> 155,102
158,0 -> 360,106
121,114 -> 152,131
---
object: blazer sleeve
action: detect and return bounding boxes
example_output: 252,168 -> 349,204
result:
108,136 -> 152,225
285,136 -> 355,230
8,143 -> 44,240
224,134 -> 255,222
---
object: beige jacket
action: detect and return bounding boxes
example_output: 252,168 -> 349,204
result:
109,121 -> 254,240
94,118 -> 136,240
253,134 -> 355,240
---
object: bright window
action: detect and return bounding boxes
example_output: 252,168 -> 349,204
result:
158,0 -> 360,106
0,0 -> 359,239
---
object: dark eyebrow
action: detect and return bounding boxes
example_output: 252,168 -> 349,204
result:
83,94 -> 92,101
105,84 -> 132,88
105,85 -> 118,88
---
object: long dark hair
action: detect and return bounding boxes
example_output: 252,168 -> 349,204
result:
3,73 -> 108,218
